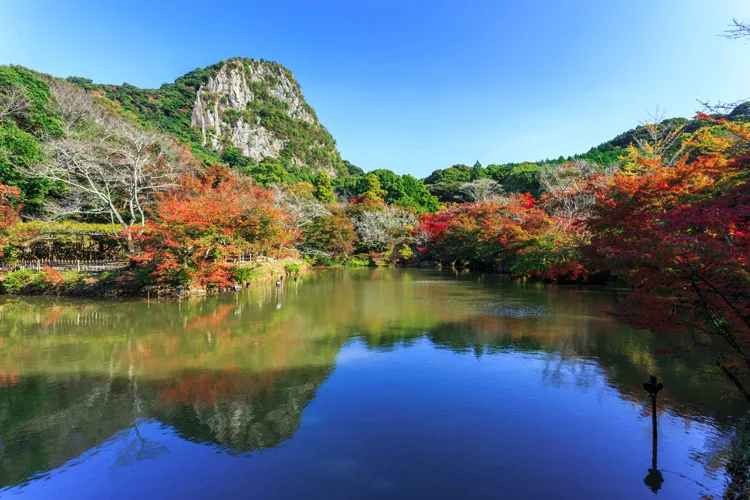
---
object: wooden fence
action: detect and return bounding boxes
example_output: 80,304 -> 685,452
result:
225,254 -> 273,265
0,259 -> 129,272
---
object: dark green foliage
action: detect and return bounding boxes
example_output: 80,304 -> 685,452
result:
486,162 -> 541,196
331,174 -> 361,199
423,164 -> 472,202
423,164 -> 472,185
470,160 -> 486,180
0,66 -> 63,136
221,147 -> 255,170
0,123 -> 49,207
0,66 -> 63,211
400,174 -> 440,213
245,157 -> 289,186
370,170 -> 439,213
343,160 -> 364,177
371,169 -> 407,205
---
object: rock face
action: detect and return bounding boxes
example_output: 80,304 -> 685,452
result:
190,58 -> 341,174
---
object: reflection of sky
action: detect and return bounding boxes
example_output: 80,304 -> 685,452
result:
3,339 -> 729,500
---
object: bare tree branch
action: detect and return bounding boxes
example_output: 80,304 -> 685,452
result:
724,18 -> 750,41
458,178 -> 502,203
0,85 -> 31,122
353,206 -> 417,252
26,82 -> 186,253
632,107 -> 690,168
272,185 -> 330,229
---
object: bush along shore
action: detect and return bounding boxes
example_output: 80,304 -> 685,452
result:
0,258 -> 307,298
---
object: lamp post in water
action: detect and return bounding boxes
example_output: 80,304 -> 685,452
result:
643,375 -> 664,493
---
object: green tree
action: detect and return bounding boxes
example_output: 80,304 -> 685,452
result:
221,147 -> 255,170
423,164 -> 473,202
470,160 -> 486,180
0,66 -> 64,211
371,169 -> 406,205
359,173 -> 386,203
401,174 -> 440,213
343,160 -> 364,177
312,171 -> 336,203
246,157 -> 288,187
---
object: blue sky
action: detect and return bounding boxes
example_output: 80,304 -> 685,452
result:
1,0 -> 749,177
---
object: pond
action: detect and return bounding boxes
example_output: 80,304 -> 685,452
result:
0,268 -> 745,499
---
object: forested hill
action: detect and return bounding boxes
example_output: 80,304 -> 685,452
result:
1,59 -> 748,215
68,57 -> 348,180
424,103 -> 750,202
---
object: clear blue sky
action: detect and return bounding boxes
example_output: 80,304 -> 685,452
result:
1,0 -> 749,177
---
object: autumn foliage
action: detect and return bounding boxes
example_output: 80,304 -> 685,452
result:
586,116 -> 750,398
418,193 -> 582,278
0,182 -> 21,257
136,166 -> 292,287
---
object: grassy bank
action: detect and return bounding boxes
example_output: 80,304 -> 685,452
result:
0,258 -> 308,298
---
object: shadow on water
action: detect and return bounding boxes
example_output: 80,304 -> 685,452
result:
0,268 -> 746,496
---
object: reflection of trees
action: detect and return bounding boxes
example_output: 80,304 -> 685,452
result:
0,363 -> 336,489
157,367 -> 331,453
0,269 -> 747,490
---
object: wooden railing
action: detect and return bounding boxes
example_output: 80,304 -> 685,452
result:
0,259 -> 129,272
224,254 -> 272,265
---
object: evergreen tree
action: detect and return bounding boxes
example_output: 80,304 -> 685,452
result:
313,171 -> 336,203
360,173 -> 386,203
470,160 -> 486,180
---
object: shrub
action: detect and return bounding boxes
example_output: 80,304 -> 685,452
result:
284,262 -> 302,274
345,257 -> 370,267
133,267 -> 155,287
233,265 -> 262,283
42,266 -> 64,286
398,245 -> 414,260
2,269 -> 40,292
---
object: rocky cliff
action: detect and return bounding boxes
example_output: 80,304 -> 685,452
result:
72,57 -> 346,176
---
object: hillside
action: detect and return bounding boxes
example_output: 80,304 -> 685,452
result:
1,59 -> 748,214
424,105 -> 750,201
69,57 -> 347,179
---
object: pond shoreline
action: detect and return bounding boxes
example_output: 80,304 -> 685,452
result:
0,263 -> 620,298
0,258 -> 311,298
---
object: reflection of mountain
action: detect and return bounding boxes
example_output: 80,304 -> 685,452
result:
0,269 -> 747,491
156,367 -> 332,453
0,365 -> 336,489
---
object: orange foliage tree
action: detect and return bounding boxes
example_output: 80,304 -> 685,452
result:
587,116 -> 750,399
418,194 -> 583,277
0,182 -> 21,257
136,166 -> 292,288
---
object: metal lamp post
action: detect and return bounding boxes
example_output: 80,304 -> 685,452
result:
643,375 -> 664,493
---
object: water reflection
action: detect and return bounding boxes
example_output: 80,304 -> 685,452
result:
0,269 -> 746,498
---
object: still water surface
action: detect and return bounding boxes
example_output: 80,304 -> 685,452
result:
0,269 -> 745,499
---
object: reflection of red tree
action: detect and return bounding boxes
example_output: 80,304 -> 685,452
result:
185,304 -> 235,332
155,368 -> 289,408
42,307 -> 65,328
0,371 -> 20,388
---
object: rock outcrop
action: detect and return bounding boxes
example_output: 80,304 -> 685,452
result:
190,58 -> 341,174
